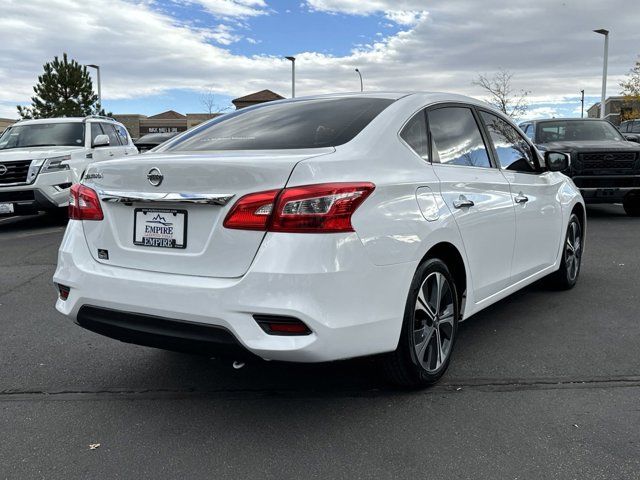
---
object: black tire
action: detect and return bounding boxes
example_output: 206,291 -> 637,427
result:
548,213 -> 583,290
384,258 -> 460,388
623,195 -> 640,217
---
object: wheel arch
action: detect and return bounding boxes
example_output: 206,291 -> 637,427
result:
571,201 -> 586,231
420,241 -> 467,315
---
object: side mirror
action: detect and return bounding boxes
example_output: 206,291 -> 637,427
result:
624,134 -> 640,143
545,151 -> 569,172
92,134 -> 110,148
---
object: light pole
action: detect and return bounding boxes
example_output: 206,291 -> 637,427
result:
355,68 -> 363,92
580,89 -> 585,118
593,29 -> 609,119
87,64 -> 101,110
285,56 -> 296,98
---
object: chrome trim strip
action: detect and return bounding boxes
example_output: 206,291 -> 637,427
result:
97,190 -> 235,206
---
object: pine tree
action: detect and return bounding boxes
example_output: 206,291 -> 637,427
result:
620,59 -> 640,122
17,53 -> 103,119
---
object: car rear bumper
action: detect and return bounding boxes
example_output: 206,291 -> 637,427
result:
54,220 -> 415,362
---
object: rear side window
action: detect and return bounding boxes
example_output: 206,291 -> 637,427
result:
162,98 -> 394,151
633,121 -> 640,133
400,110 -> 428,160
428,107 -> 491,168
480,112 -> 538,173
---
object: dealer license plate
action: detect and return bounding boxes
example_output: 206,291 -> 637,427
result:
133,208 -> 187,249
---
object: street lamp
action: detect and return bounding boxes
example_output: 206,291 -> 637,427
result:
593,29 -> 609,119
285,56 -> 296,98
86,64 -> 101,109
580,89 -> 585,118
355,68 -> 363,92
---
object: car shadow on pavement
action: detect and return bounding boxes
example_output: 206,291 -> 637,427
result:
117,281 -> 551,396
0,213 -> 68,232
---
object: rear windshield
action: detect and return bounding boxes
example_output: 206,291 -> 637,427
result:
536,120 -> 624,143
0,122 -> 85,149
160,97 -> 394,151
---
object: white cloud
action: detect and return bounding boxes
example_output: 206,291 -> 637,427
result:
207,24 -> 242,45
520,106 -> 560,121
304,0 -> 428,16
186,0 -> 269,18
383,10 -> 428,26
1,0 -> 639,119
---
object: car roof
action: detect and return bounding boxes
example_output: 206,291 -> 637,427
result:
531,118 -> 609,124
262,91 -> 498,115
14,116 -> 120,126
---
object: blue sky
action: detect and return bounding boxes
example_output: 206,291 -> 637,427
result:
1,0 -> 637,121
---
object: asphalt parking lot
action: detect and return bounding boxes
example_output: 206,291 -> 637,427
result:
1,205 -> 639,479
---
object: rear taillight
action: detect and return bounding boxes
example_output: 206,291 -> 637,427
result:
223,189 -> 280,230
69,184 -> 104,221
223,182 -> 375,233
271,182 -> 375,232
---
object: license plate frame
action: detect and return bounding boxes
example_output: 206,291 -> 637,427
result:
0,203 -> 15,215
133,208 -> 187,249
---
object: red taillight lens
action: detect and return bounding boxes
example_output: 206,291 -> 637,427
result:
271,182 -> 375,233
223,189 -> 280,230
69,184 -> 104,221
223,183 -> 375,233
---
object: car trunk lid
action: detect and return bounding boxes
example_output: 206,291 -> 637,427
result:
80,149 -> 333,278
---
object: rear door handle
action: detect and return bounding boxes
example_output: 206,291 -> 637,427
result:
453,196 -> 475,209
514,192 -> 529,204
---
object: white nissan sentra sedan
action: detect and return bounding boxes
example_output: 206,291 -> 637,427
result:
54,93 -> 585,387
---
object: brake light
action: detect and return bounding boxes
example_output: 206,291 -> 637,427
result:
271,182 -> 375,232
69,184 -> 104,221
223,189 -> 279,230
223,182 -> 375,233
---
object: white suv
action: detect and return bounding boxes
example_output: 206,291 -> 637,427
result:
0,116 -> 137,216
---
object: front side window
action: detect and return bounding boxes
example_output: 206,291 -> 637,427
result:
161,97 -> 394,152
0,122 -> 84,150
90,123 -> 104,144
481,112 -> 538,173
400,110 -> 428,160
101,123 -> 122,146
427,107 -> 491,168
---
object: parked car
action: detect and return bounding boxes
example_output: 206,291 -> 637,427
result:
619,119 -> 640,143
54,93 -> 584,387
0,116 -> 137,216
134,132 -> 179,153
519,118 -> 640,216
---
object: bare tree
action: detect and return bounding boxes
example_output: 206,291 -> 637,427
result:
200,88 -> 217,115
472,69 -> 530,120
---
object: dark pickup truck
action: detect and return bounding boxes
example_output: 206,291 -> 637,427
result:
519,118 -> 640,216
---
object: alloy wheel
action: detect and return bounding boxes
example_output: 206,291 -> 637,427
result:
413,271 -> 455,373
565,220 -> 582,281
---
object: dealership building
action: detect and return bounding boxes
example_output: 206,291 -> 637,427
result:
0,89 -> 285,139
0,118 -> 14,133
115,90 -> 284,139
587,96 -> 640,125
